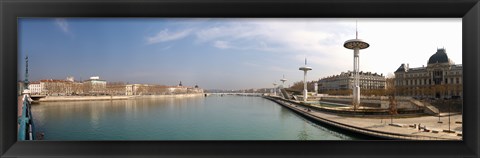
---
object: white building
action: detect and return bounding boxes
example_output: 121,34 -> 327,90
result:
125,84 -> 150,95
83,76 -> 107,95
28,81 -> 42,95
66,76 -> 74,82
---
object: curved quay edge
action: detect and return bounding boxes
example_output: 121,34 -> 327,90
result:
263,96 -> 458,141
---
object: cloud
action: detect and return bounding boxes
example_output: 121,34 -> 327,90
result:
55,18 -> 69,33
213,40 -> 230,49
55,18 -> 72,36
267,66 -> 295,72
161,45 -> 172,51
244,62 -> 258,66
193,20 -> 352,54
147,29 -> 192,44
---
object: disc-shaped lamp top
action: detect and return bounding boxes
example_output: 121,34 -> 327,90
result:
344,39 -> 369,49
299,66 -> 312,71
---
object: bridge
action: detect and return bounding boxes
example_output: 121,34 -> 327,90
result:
30,95 -> 47,103
205,93 -> 263,97
18,55 -> 39,140
18,93 -> 36,140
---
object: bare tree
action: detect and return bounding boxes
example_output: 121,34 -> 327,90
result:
385,77 -> 396,96
107,82 -> 126,96
389,95 -> 398,124
289,81 -> 317,92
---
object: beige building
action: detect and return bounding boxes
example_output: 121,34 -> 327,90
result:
394,48 -> 462,98
40,79 -> 75,96
318,71 -> 386,93
125,84 -> 172,95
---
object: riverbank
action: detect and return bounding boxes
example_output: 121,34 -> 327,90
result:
264,96 -> 462,140
37,93 -> 204,102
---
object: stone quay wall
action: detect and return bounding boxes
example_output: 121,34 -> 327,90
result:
38,93 -> 204,102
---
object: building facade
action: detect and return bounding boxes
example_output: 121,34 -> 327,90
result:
83,76 -> 107,95
394,48 -> 462,98
40,79 -> 76,96
125,83 -> 203,95
28,81 -> 42,95
318,71 -> 386,93
125,84 -> 157,95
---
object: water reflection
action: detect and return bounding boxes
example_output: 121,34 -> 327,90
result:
297,122 -> 311,140
31,95 -> 355,140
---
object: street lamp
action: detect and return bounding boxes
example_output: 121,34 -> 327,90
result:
344,21 -> 369,110
273,83 -> 277,96
299,58 -> 312,102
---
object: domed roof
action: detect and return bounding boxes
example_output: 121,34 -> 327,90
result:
428,48 -> 452,65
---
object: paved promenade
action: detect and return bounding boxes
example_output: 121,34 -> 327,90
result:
268,97 -> 462,140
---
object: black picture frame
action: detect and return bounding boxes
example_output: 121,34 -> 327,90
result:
1,0 -> 479,157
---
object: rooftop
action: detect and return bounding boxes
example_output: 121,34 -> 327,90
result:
427,48 -> 453,65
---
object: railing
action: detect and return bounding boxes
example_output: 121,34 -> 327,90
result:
18,94 -> 35,140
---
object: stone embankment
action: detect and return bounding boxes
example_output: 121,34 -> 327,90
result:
264,96 -> 461,140
37,93 -> 204,102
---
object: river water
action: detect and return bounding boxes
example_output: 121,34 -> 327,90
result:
31,95 -> 357,140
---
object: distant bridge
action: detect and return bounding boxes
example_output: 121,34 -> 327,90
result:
205,93 -> 263,96
30,95 -> 46,102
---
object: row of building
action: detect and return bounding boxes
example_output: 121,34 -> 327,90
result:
19,76 -> 204,96
318,71 -> 386,92
316,48 -> 463,98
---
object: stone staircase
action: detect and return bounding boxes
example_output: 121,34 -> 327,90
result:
280,88 -> 293,100
409,99 -> 439,115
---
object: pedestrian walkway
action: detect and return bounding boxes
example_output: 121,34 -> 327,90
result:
267,96 -> 462,140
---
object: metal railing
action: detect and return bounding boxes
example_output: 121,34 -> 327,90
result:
18,94 -> 36,140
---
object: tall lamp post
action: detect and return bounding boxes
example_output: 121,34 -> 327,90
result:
273,83 -> 277,96
299,58 -> 312,102
24,55 -> 30,91
280,75 -> 287,88
343,22 -> 369,111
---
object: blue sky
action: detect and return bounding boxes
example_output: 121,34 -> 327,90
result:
18,18 -> 462,90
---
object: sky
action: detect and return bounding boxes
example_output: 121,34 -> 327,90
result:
18,18 -> 462,90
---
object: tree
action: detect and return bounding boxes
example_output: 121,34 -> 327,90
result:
435,85 -> 446,98
425,86 -> 434,98
384,75 -> 398,123
385,77 -> 396,96
289,81 -> 317,93
389,95 -> 398,124
107,82 -> 126,96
